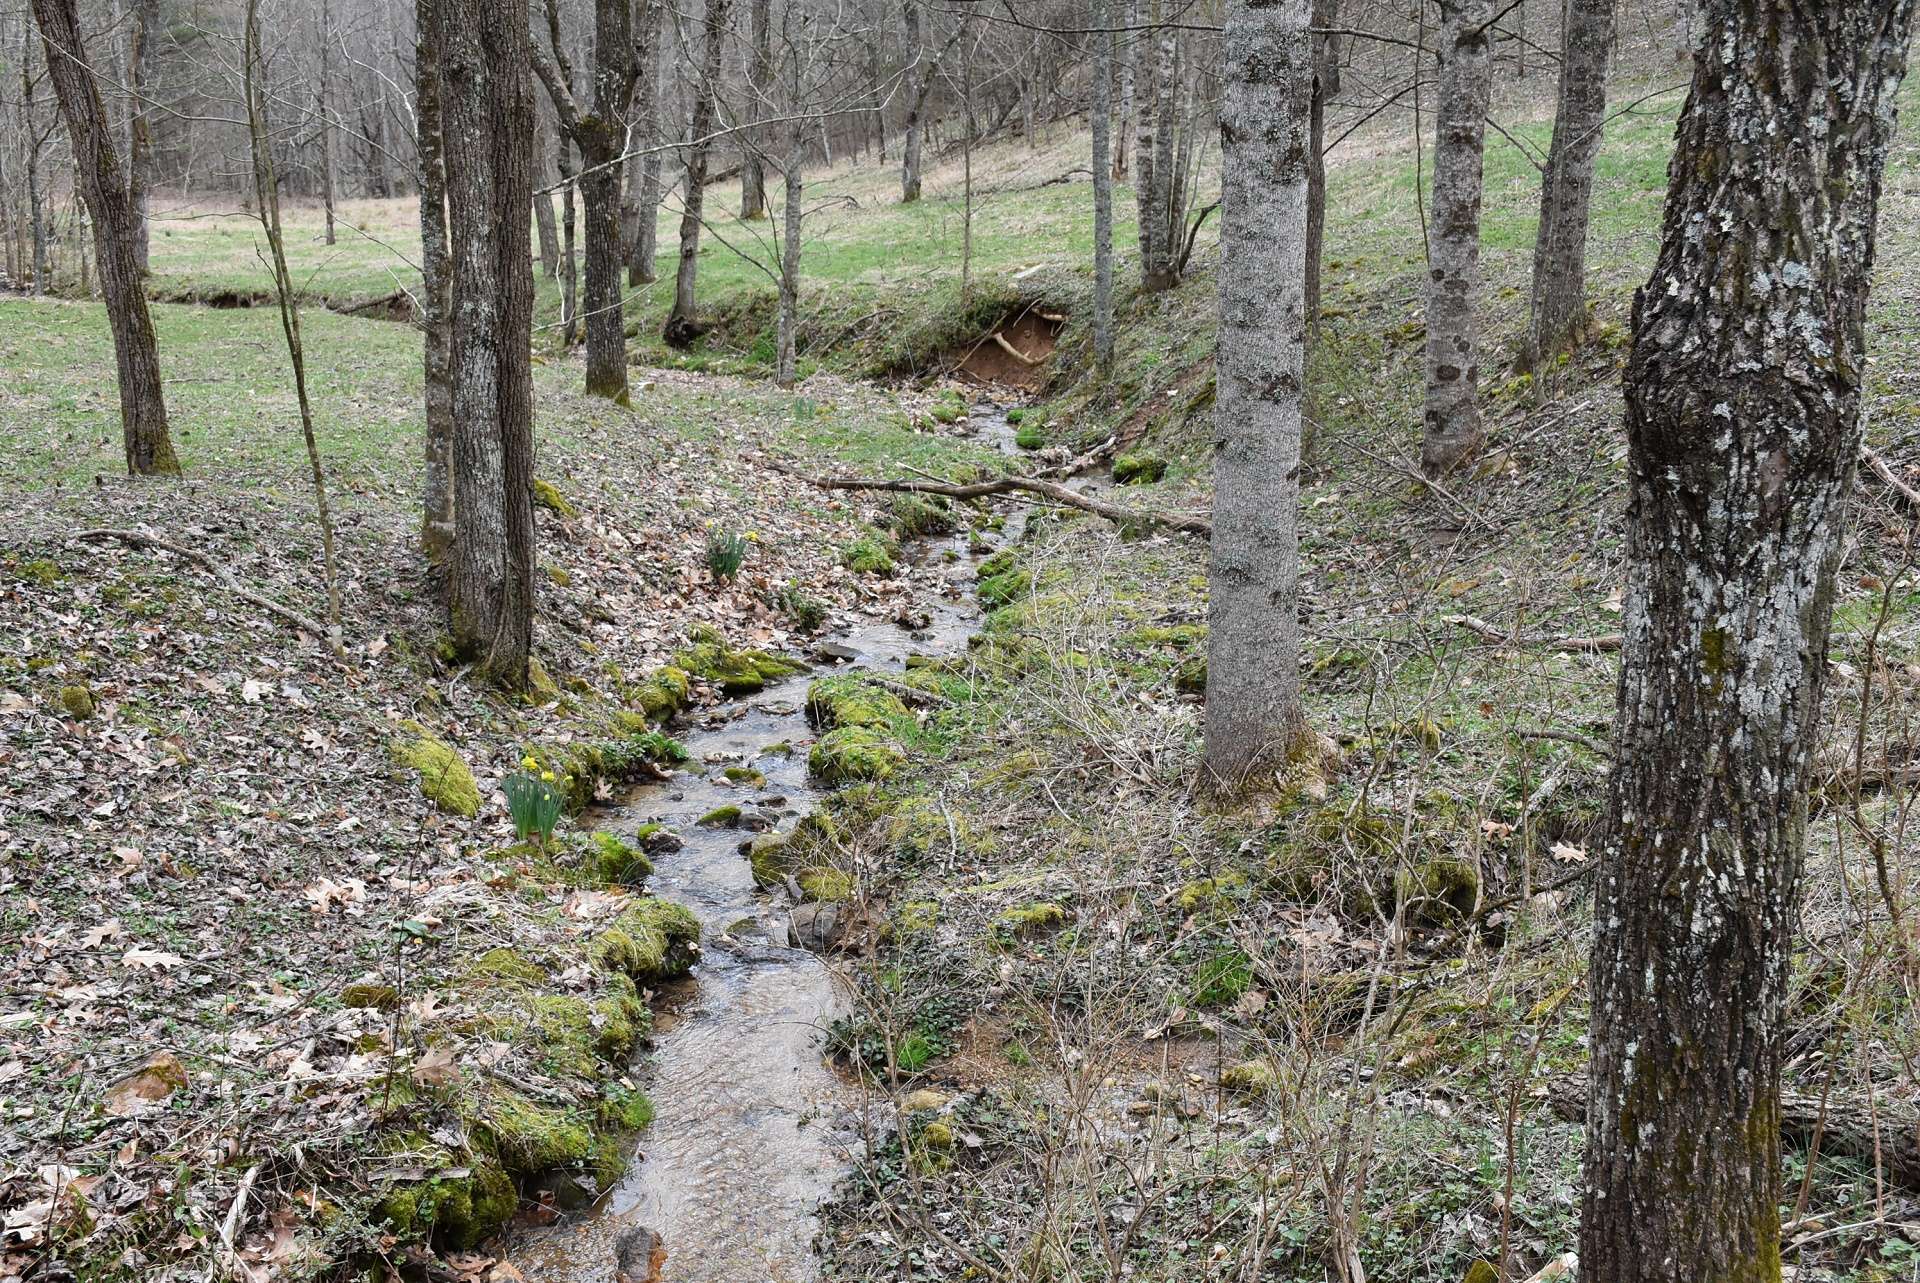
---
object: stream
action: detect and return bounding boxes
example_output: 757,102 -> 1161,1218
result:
508,401 -> 1030,1283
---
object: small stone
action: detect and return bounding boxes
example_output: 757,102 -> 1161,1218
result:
789,902 -> 844,953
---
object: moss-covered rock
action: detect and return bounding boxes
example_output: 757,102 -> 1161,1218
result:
1015,421 -> 1046,450
591,898 -> 701,982
808,726 -> 906,785
1220,1059 -> 1280,1095
842,534 -> 897,575
472,1087 -> 593,1173
697,804 -> 743,828
805,675 -> 909,730
378,1135 -> 518,1250
590,831 -> 654,886
796,866 -> 855,902
1113,452 -> 1167,485
525,656 -> 561,701
531,477 -> 577,517
673,628 -> 805,695
390,730 -> 481,817
629,665 -> 692,720
746,832 -> 792,887
57,684 -> 95,720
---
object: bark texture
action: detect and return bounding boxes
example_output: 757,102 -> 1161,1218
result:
1204,0 -> 1314,789
1419,0 -> 1493,477
434,0 -> 538,689
665,0 -> 730,346
1304,0 -> 1338,333
1525,0 -> 1615,365
416,0 -> 455,567
533,0 -> 636,403
900,3 -> 926,202
1582,5 -> 1915,1281
30,0 -> 179,476
1090,0 -> 1114,372
629,0 -> 663,286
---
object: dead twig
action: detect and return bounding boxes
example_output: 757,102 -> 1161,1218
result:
70,528 -> 334,643
1442,613 -> 1622,653
1862,445 -> 1920,509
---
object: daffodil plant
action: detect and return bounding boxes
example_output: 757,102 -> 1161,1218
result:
505,754 -> 564,843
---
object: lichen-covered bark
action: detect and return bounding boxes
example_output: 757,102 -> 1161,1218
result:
665,0 -> 730,345
435,0 -> 537,689
127,0 -> 159,274
740,0 -> 773,221
31,0 -> 178,476
900,2 -> 927,203
629,0 -> 664,286
1525,0 -> 1615,365
1583,4 -> 1915,1279
1204,0 -> 1313,789
1419,0 -> 1492,477
415,0 -> 455,567
1141,10 -> 1181,292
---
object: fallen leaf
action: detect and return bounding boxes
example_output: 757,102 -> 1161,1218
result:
105,1050 -> 189,1116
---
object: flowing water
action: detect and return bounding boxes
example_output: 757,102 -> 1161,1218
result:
509,403 -> 1025,1283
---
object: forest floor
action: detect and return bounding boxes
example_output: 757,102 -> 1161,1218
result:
7,30 -> 1920,1283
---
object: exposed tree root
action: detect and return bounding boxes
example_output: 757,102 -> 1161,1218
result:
810,472 -> 1213,538
70,527 -> 334,643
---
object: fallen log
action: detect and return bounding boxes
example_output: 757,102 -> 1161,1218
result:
1546,1077 -> 1920,1189
811,473 -> 1212,539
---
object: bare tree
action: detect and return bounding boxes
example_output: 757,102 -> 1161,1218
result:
1419,0 -> 1493,477
628,0 -> 664,285
1524,0 -> 1615,365
1304,0 -> 1338,333
240,0 -> 344,654
314,0 -> 338,247
127,0 -> 160,273
434,0 -> 538,688
30,0 -> 179,476
533,0 -> 640,403
1090,0 -> 1114,372
664,0 -> 731,347
740,0 -> 773,220
1204,0 -> 1315,790
1583,3 -> 1915,1279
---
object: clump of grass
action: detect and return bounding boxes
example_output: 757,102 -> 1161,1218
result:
705,525 -> 751,583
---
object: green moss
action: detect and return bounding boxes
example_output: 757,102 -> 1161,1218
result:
672,632 -> 805,695
590,831 -> 654,886
1462,1264 -> 1499,1283
806,675 -> 910,730
920,1119 -> 955,1148
896,900 -> 941,933
889,494 -> 955,537
809,726 -> 906,785
697,804 -> 743,827
1174,655 -> 1207,694
389,731 -> 481,817
997,902 -> 1067,935
1015,421 -> 1046,450
1112,452 -> 1167,485
340,982 -> 400,1011
1220,1059 -> 1280,1095
629,666 -> 692,720
591,898 -> 701,982
473,1088 -> 592,1173
1395,857 -> 1479,922
377,1138 -> 517,1250
57,684 -> 95,720
747,832 -> 791,887
977,566 -> 1036,609
531,477 -> 577,517
1176,872 -> 1247,914
797,866 -> 855,902
842,534 -> 897,575
468,947 -> 547,985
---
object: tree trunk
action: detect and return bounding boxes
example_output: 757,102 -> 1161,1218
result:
1204,0 -> 1314,790
664,0 -> 729,346
1090,0 -> 1114,372
127,0 -> 158,274
1140,6 -> 1180,292
901,2 -> 925,203
1581,4 -> 1915,1281
740,0 -> 772,220
1113,1 -> 1134,179
416,0 -> 455,567
435,0 -> 537,690
1524,0 -> 1616,366
1418,0 -> 1493,477
315,0 -> 337,246
1131,0 -> 1156,267
630,0 -> 663,286
558,137 -> 578,344
775,73 -> 802,388
30,0 -> 179,476
534,173 -> 559,277
1305,0 -> 1338,335
20,29 -> 49,295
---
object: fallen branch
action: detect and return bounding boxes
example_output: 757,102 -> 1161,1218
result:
1862,445 -> 1920,509
1443,613 -> 1622,652
1515,726 -> 1612,758
991,331 -> 1044,366
70,528 -> 333,642
331,287 -> 415,319
811,473 -> 1212,539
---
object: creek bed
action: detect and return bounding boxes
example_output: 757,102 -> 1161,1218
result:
508,402 -> 1030,1282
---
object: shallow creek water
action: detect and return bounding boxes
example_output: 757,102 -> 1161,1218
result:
509,404 -> 1029,1283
